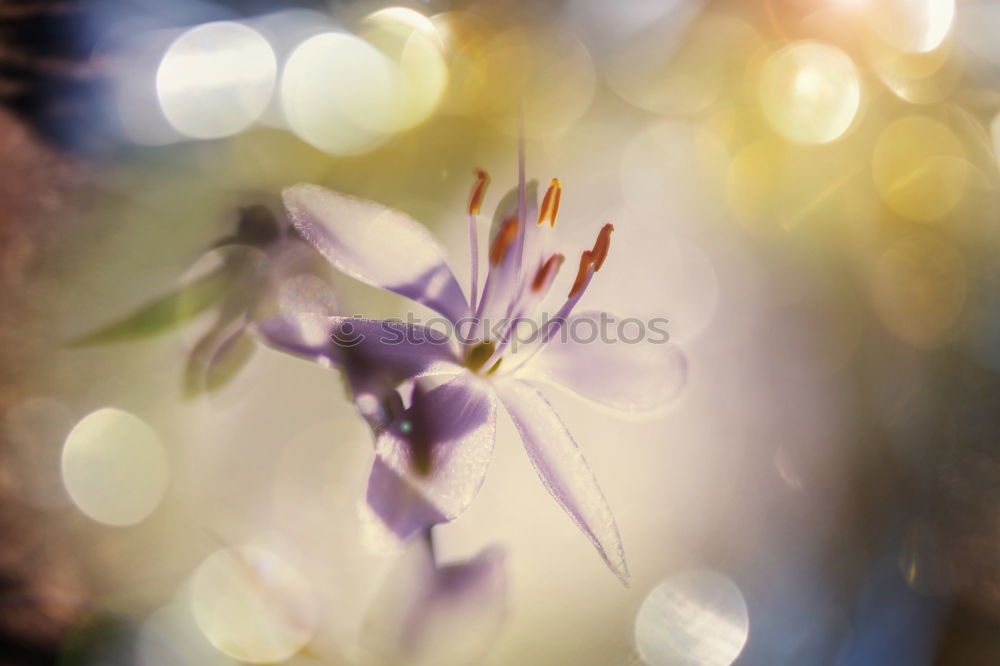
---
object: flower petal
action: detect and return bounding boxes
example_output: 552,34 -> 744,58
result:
184,321 -> 257,396
495,377 -> 629,584
283,183 -> 470,324
521,310 -> 687,414
366,372 -> 497,541
361,539 -> 507,666
475,182 -> 539,332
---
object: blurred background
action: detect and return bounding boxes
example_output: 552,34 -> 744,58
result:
2,0 -> 1000,664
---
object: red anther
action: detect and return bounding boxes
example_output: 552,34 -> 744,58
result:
537,178 -> 562,227
568,250 -> 594,298
591,223 -> 614,271
468,168 -> 490,216
489,217 -> 520,266
531,253 -> 565,293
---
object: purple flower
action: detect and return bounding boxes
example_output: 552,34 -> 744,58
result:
361,539 -> 507,665
73,202 -> 335,395
255,158 -> 687,583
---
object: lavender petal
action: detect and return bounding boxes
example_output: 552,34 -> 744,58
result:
283,184 -> 470,325
365,371 -> 497,540
496,376 -> 629,584
524,310 -> 688,414
361,539 -> 507,665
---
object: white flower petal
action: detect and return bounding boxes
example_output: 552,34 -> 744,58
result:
523,310 -> 687,414
284,184 -> 470,323
495,377 -> 628,584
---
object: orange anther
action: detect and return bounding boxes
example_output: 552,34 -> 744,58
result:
531,253 -> 565,293
537,178 -> 562,227
591,223 -> 614,271
468,168 -> 490,216
489,217 -> 519,266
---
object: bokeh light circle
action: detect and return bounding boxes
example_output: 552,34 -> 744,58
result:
868,0 -> 955,54
758,41 -> 861,145
190,545 -> 316,664
634,569 -> 749,666
280,32 -> 395,155
872,115 -> 969,222
361,7 -> 448,132
866,26 -> 961,105
156,22 -> 277,139
61,407 -> 169,526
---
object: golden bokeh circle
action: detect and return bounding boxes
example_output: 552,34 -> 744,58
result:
758,40 -> 861,145
872,115 -> 969,223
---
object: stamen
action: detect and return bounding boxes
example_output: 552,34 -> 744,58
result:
569,250 -> 594,298
489,217 -> 520,266
506,227 -> 610,372
467,169 -> 489,313
591,223 -> 614,271
468,168 -> 490,215
537,178 -> 562,227
531,253 -> 565,293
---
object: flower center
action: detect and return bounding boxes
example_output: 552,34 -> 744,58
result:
464,340 -> 496,373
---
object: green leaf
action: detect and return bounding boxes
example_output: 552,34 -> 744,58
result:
70,268 -> 232,346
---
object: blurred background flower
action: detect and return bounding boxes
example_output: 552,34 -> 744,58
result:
1,0 -> 1000,664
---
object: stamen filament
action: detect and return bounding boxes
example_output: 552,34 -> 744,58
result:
484,252 -> 566,370
503,114 -> 530,325
468,212 -> 480,314
505,267 -> 594,374
546,269 -> 593,343
467,169 -> 490,313
508,223 -> 613,371
473,216 -> 517,343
